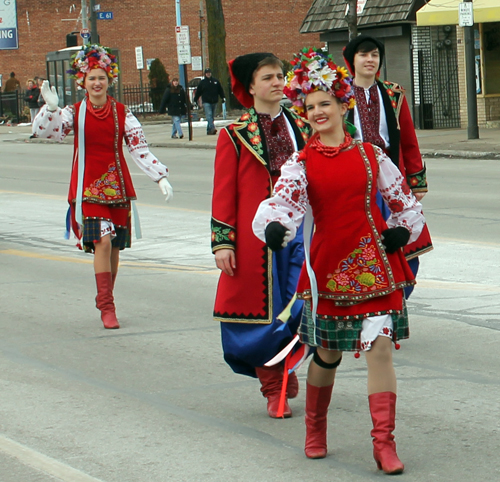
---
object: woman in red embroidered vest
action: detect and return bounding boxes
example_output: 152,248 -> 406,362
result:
33,44 -> 173,330
253,48 -> 426,474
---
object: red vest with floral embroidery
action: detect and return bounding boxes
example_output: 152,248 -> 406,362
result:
296,141 -> 415,319
68,99 -> 136,205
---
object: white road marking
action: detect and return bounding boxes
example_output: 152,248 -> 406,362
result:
0,433 -> 106,482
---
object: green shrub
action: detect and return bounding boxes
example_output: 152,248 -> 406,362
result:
148,58 -> 169,111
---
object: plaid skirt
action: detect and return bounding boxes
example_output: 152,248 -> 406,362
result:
298,298 -> 409,352
82,219 -> 130,253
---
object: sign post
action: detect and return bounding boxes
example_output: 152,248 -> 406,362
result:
460,0 -> 479,139
135,46 -> 146,119
175,26 -> 193,140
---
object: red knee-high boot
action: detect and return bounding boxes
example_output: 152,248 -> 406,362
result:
369,391 -> 404,474
95,272 -> 120,329
255,365 -> 292,418
287,371 -> 299,399
304,382 -> 334,459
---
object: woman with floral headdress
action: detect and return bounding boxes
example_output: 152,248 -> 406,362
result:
33,44 -> 173,330
253,48 -> 427,474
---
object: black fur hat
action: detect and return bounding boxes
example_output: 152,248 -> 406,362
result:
229,53 -> 279,107
343,35 -> 385,76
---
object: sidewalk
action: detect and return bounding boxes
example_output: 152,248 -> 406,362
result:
2,117 -> 500,159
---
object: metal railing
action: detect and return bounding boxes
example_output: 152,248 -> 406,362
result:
0,90 -> 31,123
122,83 -> 155,114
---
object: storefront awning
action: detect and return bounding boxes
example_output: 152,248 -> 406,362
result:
417,0 -> 500,26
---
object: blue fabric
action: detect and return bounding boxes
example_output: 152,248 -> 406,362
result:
171,115 -> 183,137
203,102 -> 216,132
376,190 -> 419,299
404,257 -> 419,299
221,223 -> 305,378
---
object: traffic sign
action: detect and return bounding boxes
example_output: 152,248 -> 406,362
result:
459,2 -> 474,27
97,11 -> 113,20
135,46 -> 144,70
177,44 -> 191,65
80,28 -> 91,39
175,25 -> 190,46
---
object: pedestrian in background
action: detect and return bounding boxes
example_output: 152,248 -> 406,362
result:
4,72 -> 21,122
193,68 -> 225,135
4,72 -> 20,93
24,79 -> 41,122
33,44 -> 173,330
159,77 -> 187,139
37,77 -> 46,108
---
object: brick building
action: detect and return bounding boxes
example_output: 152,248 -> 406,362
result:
1,0 -> 321,88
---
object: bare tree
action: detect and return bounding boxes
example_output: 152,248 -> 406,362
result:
345,0 -> 358,41
205,0 -> 230,107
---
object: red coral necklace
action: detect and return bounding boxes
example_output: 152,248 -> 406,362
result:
87,95 -> 112,120
311,132 -> 353,157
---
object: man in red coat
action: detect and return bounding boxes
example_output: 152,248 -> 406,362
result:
211,53 -> 310,418
343,35 -> 433,297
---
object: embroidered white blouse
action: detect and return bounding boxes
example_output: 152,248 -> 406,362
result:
32,104 -> 168,182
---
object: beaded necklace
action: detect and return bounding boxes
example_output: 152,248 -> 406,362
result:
310,132 -> 353,157
87,95 -> 112,120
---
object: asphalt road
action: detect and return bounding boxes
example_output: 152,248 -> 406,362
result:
0,139 -> 499,482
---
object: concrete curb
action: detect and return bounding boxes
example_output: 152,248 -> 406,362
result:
420,149 -> 500,160
7,138 -> 500,160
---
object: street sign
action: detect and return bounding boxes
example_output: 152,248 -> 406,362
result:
177,44 -> 192,65
80,28 -> 91,39
135,46 -> 144,70
459,2 -> 474,27
0,0 -> 19,50
97,11 -> 113,20
175,25 -> 190,45
191,56 -> 202,71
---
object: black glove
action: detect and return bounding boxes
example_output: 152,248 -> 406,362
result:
265,222 -> 289,252
381,227 -> 410,254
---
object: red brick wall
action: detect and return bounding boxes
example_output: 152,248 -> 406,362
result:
1,0 -> 321,88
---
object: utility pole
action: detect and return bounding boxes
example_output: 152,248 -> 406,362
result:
89,0 -> 98,44
80,0 -> 89,45
463,0 -> 479,139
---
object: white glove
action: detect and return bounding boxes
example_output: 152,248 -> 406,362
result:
282,230 -> 292,248
158,177 -> 173,202
41,80 -> 59,111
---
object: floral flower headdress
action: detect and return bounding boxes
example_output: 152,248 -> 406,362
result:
284,47 -> 355,117
67,44 -> 119,89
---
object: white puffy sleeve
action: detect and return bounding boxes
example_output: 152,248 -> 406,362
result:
32,105 -> 74,142
252,151 -> 309,242
375,146 -> 426,243
124,108 -> 169,181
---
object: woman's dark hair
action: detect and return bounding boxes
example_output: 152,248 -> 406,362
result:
170,78 -> 181,93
